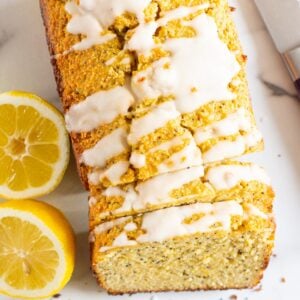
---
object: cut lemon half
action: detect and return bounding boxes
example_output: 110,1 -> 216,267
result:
0,199 -> 75,299
0,91 -> 69,199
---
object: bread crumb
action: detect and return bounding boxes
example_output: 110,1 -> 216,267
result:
253,284 -> 262,292
281,277 -> 286,283
272,253 -> 277,258
52,294 -> 61,299
229,295 -> 237,300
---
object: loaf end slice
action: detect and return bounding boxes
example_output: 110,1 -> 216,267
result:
90,200 -> 275,294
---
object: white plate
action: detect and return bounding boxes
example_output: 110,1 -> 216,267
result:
0,0 -> 300,299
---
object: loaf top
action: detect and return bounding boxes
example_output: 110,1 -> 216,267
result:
41,0 -> 263,188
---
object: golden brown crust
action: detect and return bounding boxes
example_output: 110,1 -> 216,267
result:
40,0 -> 80,55
39,0 -> 64,100
40,1 -> 84,188
40,0 -> 90,188
102,283 -> 257,295
40,0 -> 131,188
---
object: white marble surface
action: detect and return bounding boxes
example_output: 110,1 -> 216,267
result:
0,0 -> 300,299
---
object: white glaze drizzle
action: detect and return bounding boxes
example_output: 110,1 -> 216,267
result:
124,222 -> 138,231
137,200 -> 243,242
129,130 -> 203,172
105,55 -> 119,66
120,57 -> 131,65
65,2 -> 115,51
65,0 -> 151,50
131,13 -> 240,112
244,204 -> 268,219
131,58 -> 175,101
96,200 -> 248,251
203,129 -> 263,163
231,78 -> 242,86
135,166 -> 204,206
65,87 -> 135,132
125,4 -> 209,54
102,185 -> 138,214
88,196 -> 97,207
88,161 -> 129,185
155,136 -> 203,173
100,227 -> 138,252
194,108 -> 252,144
105,54 -> 131,66
94,167 -> 204,216
111,232 -> 137,247
205,163 -> 271,190
94,216 -> 131,235
128,101 -> 180,145
81,127 -> 129,167
129,152 -> 146,168
149,133 -> 188,153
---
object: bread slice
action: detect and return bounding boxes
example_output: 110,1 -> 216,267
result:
90,199 -> 275,294
89,161 -> 274,227
40,0 -> 263,189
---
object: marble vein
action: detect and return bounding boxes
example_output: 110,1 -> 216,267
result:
260,77 -> 298,100
0,30 -> 12,49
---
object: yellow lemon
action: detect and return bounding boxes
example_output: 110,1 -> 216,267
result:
0,199 -> 75,299
0,91 -> 69,199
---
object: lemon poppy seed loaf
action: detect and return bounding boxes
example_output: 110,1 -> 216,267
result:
40,0 -> 274,294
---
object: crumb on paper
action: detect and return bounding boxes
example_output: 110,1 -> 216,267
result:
281,277 -> 286,283
229,295 -> 237,300
229,6 -> 236,12
272,253 -> 277,258
253,284 -> 262,292
53,294 -> 61,299
277,154 -> 281,158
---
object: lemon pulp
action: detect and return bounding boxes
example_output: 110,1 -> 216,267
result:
0,91 -> 69,199
0,216 -> 59,290
0,199 -> 75,299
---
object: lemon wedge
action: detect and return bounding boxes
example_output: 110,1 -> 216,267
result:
0,91 -> 69,199
0,199 -> 75,299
